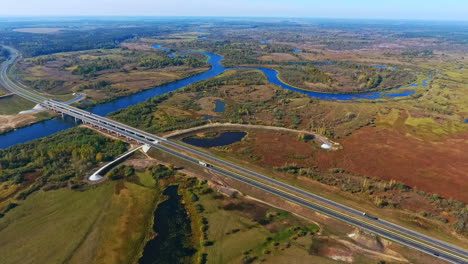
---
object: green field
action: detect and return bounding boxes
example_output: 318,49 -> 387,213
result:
0,94 -> 35,115
0,179 -> 159,264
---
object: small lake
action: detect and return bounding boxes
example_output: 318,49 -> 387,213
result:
372,65 -> 388,69
214,100 -> 226,113
138,185 -> 195,264
183,131 -> 246,148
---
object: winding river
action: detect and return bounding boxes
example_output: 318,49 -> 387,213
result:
0,45 -> 428,149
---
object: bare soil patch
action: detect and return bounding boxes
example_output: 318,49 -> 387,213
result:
230,131 -> 316,167
0,114 -> 39,133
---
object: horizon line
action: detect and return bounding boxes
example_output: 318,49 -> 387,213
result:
0,15 -> 467,23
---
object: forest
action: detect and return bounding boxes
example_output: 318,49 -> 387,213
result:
0,128 -> 127,191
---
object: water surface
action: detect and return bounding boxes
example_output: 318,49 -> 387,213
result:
214,100 -> 226,113
139,185 -> 194,264
183,131 -> 246,148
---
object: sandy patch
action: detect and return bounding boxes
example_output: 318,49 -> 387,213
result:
0,114 -> 38,133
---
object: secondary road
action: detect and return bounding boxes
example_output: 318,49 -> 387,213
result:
1,46 -> 467,264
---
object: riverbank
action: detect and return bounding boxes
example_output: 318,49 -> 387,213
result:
0,111 -> 56,135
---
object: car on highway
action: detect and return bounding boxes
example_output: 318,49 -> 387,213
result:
362,212 -> 379,220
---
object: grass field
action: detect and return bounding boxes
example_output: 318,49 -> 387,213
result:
0,183 -> 115,264
0,94 -> 35,115
0,178 -> 160,264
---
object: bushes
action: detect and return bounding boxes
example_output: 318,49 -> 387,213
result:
107,165 -> 135,180
454,209 -> 468,235
149,164 -> 175,180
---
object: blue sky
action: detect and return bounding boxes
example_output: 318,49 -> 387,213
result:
2,0 -> 468,20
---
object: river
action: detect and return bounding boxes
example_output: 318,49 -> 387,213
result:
0,45 -> 426,149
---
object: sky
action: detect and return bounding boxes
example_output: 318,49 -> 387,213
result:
2,0 -> 468,21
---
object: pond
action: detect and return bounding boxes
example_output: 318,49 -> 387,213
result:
182,131 -> 246,148
139,185 -> 195,264
371,65 -> 388,69
214,100 -> 226,113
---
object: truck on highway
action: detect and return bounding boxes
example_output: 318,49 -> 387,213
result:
198,161 -> 211,167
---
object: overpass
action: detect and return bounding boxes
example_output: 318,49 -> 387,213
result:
1,46 -> 467,264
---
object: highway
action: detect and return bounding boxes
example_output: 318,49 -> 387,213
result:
1,46 -> 467,264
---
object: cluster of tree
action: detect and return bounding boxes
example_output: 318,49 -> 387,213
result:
78,80 -> 112,91
186,69 -> 267,93
279,65 -> 334,86
355,72 -> 383,90
72,58 -> 122,75
1,24 -> 176,57
107,165 -> 135,180
24,79 -> 65,92
0,128 -> 127,187
0,46 -> 10,62
149,164 -> 175,180
138,57 -> 184,69
401,50 -> 434,57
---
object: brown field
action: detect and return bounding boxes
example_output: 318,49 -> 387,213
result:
223,127 -> 468,203
314,126 -> 468,202
230,131 -> 317,167
120,43 -> 153,51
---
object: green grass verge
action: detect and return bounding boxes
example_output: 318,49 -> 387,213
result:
0,94 -> 35,115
